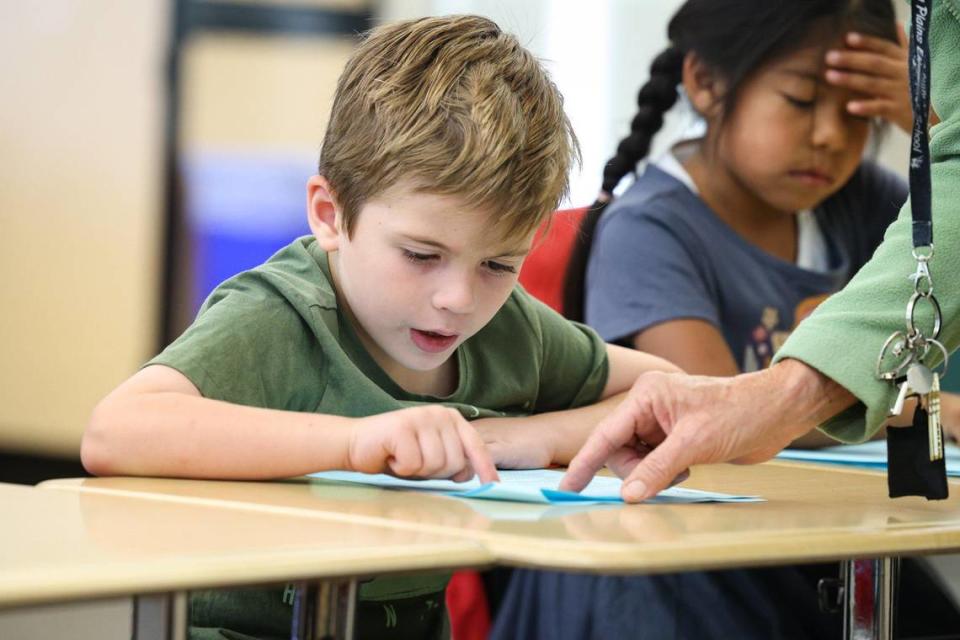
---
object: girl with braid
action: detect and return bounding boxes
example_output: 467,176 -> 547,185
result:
491,1 -> 960,638
566,0 -> 915,383
567,0 -> 960,441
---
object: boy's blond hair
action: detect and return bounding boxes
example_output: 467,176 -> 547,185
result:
319,14 -> 578,242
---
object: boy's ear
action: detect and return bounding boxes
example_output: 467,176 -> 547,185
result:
307,175 -> 343,251
682,52 -> 725,120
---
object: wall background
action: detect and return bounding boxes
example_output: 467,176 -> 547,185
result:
0,1 -> 914,467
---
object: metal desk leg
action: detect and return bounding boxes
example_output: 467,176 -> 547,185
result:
291,580 -> 357,640
133,592 -> 188,640
842,557 -> 899,640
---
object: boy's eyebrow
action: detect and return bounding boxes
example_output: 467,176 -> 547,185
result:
495,247 -> 533,258
400,234 -> 451,251
398,233 -> 529,258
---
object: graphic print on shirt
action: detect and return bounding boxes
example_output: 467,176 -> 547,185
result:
741,294 -> 830,372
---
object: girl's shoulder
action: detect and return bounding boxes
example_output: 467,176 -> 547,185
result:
599,163 -> 724,243
604,164 -> 713,226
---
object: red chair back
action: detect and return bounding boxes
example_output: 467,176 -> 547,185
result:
517,207 -> 588,314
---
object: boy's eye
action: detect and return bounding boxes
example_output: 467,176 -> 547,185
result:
403,250 -> 438,264
783,94 -> 815,109
485,260 -> 517,275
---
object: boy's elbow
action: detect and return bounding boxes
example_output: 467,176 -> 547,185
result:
81,399 -> 122,476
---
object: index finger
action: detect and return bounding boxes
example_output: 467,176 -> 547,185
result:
457,419 -> 500,483
559,395 -> 661,492
845,30 -> 905,57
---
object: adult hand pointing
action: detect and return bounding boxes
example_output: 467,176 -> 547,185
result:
559,359 -> 856,502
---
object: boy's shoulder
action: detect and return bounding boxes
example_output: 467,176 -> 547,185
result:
203,236 -> 337,313
476,283 -> 601,356
470,285 -> 542,348
183,235 -> 343,368
150,237 -> 344,409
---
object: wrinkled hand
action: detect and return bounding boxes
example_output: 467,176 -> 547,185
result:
940,392 -> 960,443
559,361 -> 852,503
824,26 -> 915,134
348,406 -> 499,483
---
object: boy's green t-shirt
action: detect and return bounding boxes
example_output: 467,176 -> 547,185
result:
148,236 -> 609,640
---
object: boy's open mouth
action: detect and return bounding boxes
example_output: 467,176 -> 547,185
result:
410,329 -> 458,353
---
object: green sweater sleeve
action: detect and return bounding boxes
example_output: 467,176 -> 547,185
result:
773,0 -> 960,442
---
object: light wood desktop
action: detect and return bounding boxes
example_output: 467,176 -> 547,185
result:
42,462 -> 960,573
0,482 -> 491,639
40,462 -> 960,640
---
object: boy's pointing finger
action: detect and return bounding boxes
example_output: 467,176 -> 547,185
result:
458,419 -> 500,483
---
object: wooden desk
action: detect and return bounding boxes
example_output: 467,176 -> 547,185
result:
42,462 -> 960,640
1,482 -> 491,639
43,463 -> 960,571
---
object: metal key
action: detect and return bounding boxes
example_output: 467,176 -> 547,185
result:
890,362 -> 935,416
891,379 -> 911,416
907,362 -> 935,395
929,372 -> 944,461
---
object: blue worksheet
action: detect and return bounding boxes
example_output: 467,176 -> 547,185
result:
776,440 -> 960,475
309,468 -> 762,504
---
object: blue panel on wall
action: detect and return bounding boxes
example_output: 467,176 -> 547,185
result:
184,152 -> 315,311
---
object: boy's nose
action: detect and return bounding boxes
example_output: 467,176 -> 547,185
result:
432,273 -> 476,315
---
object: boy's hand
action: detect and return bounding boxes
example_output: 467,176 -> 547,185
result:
825,26 -> 916,134
347,406 -> 499,483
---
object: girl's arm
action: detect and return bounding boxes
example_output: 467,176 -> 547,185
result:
82,365 -> 497,482
631,319 -> 740,376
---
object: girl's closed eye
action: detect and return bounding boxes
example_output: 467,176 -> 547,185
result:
782,93 -> 815,109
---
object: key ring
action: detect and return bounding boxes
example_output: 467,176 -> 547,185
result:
876,330 -> 916,381
925,337 -> 951,379
905,290 -> 943,340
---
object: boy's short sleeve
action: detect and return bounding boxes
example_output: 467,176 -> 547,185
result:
148,288 -> 326,412
516,290 -> 609,412
585,204 -> 718,344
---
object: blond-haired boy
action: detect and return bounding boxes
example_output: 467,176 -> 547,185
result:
83,14 -> 676,639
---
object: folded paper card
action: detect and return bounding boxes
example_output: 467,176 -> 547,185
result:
309,468 -> 763,504
776,440 -> 960,476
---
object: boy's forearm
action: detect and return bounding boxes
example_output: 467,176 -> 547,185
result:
546,392 -> 629,464
475,392 -> 628,467
83,392 -> 354,479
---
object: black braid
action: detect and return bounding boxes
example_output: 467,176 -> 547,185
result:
562,46 -> 684,321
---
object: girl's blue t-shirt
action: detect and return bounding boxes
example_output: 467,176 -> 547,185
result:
585,161 -> 907,371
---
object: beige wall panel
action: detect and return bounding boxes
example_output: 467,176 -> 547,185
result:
182,34 -> 356,151
0,2 -> 166,456
209,0 -> 372,10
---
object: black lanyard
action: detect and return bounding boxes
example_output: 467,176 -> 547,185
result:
884,0 -> 948,501
909,0 -> 933,249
